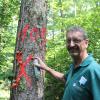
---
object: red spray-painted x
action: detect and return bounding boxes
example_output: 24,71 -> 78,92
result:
11,51 -> 33,88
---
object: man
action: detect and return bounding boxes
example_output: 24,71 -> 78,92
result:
34,26 -> 100,100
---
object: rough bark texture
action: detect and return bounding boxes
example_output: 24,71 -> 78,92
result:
10,0 -> 47,100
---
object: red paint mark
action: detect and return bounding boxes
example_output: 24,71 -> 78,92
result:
36,32 -> 40,40
18,24 -> 30,42
18,18 -> 47,51
40,27 -> 46,39
30,27 -> 38,42
39,27 -> 47,48
22,24 -> 30,42
11,51 -> 33,88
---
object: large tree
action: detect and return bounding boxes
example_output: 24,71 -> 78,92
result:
10,0 -> 47,100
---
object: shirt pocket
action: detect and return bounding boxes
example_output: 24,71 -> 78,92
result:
71,80 -> 87,95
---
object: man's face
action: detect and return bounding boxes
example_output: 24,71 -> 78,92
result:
66,31 -> 88,57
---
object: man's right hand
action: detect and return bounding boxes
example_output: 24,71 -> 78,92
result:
34,57 -> 65,82
34,57 -> 48,71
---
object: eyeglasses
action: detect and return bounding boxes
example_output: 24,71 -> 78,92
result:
67,38 -> 85,44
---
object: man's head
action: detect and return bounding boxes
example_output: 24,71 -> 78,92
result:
66,26 -> 89,58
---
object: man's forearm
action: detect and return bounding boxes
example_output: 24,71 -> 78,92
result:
45,66 -> 65,82
33,57 -> 65,82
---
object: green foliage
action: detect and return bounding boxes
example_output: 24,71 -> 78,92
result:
0,0 -> 20,27
0,0 -> 100,99
0,0 -> 20,97
45,0 -> 100,99
0,27 -> 16,90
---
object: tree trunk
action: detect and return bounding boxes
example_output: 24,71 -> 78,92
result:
10,0 -> 47,100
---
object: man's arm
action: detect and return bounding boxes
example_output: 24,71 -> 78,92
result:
33,57 -> 65,82
45,67 -> 65,82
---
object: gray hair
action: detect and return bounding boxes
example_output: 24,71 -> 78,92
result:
66,26 -> 88,39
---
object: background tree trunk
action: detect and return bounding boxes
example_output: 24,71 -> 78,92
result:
10,0 -> 47,100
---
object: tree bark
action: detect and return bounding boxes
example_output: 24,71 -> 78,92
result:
10,0 -> 47,100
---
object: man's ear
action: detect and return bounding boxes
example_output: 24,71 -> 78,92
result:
85,39 -> 89,48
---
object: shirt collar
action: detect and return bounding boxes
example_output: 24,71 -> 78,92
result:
70,53 -> 94,69
80,53 -> 94,67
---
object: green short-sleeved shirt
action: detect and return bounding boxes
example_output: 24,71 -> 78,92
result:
62,54 -> 100,100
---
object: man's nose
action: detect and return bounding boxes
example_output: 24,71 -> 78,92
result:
69,40 -> 75,47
